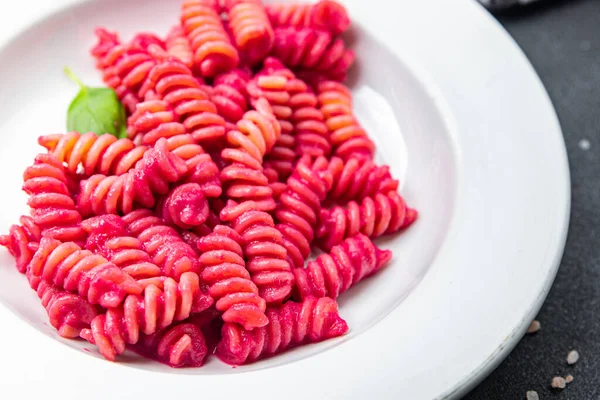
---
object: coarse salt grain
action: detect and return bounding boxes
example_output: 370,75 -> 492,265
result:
567,350 -> 579,365
566,375 -> 574,384
527,320 -> 541,334
526,390 -> 540,400
552,376 -> 567,390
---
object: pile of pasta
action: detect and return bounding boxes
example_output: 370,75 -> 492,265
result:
0,0 -> 417,367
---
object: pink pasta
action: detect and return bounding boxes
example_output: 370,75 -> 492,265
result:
157,183 -> 209,229
220,201 -> 294,305
122,209 -> 202,279
38,132 -> 148,177
82,215 -> 163,280
266,0 -> 350,36
23,154 -> 87,244
139,59 -> 227,147
92,32 -> 156,113
293,234 -> 391,300
80,272 -> 213,361
317,80 -> 375,160
1,0 -> 421,369
77,138 -> 188,216
197,224 -> 268,330
211,68 -> 251,123
220,98 -> 281,211
217,296 -> 348,365
134,321 -> 208,367
225,0 -> 275,64
271,28 -> 355,83
28,237 -> 142,308
0,215 -> 41,272
326,156 -> 399,203
275,155 -> 332,269
166,26 -> 194,69
30,276 -> 97,339
317,191 -> 418,251
180,0 -> 240,77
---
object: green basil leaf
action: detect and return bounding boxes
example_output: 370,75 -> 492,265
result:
65,67 -> 127,138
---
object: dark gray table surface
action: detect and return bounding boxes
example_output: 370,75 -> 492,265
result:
466,0 -> 600,399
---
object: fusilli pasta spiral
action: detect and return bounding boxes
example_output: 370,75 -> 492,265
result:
0,215 -> 41,272
211,68 -> 251,123
82,215 -> 163,280
180,0 -> 240,77
139,59 -> 226,147
93,34 -> 157,113
271,28 -> 355,84
122,209 -> 202,279
317,191 -> 418,251
275,155 -> 332,269
326,156 -> 399,203
23,154 -> 87,244
217,296 -> 348,365
197,224 -> 269,330
38,132 -> 148,177
135,321 -> 208,367
225,0 -> 275,64
28,237 -> 142,308
317,80 -> 375,161
293,234 -> 391,300
77,138 -> 188,216
220,201 -> 294,305
80,271 -> 213,361
166,25 -> 194,69
157,183 -> 210,229
220,98 -> 281,211
266,0 -> 350,36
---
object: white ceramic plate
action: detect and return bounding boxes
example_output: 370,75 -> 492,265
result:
0,0 -> 569,399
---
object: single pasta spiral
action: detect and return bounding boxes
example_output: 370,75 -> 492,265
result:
217,296 -> 348,365
93,33 -> 157,113
220,201 -> 294,305
271,28 -> 355,84
247,59 -> 302,183
275,155 -> 332,269
139,59 -> 226,147
157,183 -> 210,229
28,237 -> 142,308
317,80 -> 375,161
166,25 -> 194,69
90,28 -> 120,68
82,215 -> 163,280
289,84 -> 330,158
266,0 -> 350,36
317,191 -> 418,251
31,276 -> 98,339
211,68 -> 251,123
23,154 -> 87,244
123,209 -> 202,279
38,132 -> 148,177
225,0 -> 275,64
135,321 -> 208,367
197,224 -> 269,330
77,138 -> 189,216
0,215 -> 42,272
293,234 -> 392,300
130,33 -> 166,51
127,100 -> 222,197
80,272 -> 213,362
180,0 -> 240,77
326,156 -> 399,202
220,98 -> 281,211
